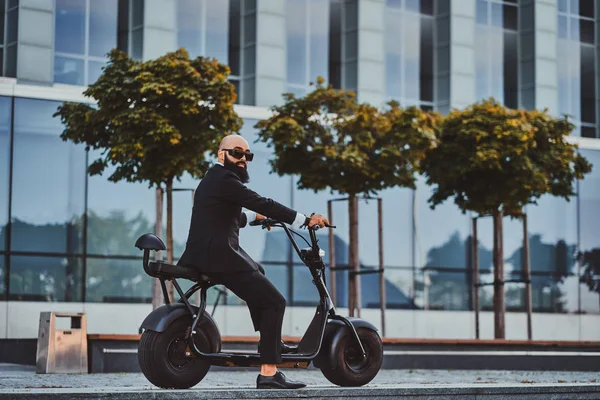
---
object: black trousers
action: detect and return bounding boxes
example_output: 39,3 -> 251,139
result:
206,269 -> 286,364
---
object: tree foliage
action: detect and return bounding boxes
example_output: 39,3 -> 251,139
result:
578,249 -> 600,295
255,79 -> 439,196
420,99 -> 592,217
54,48 -> 242,186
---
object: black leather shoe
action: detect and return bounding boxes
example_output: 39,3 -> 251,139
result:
256,371 -> 306,389
258,340 -> 298,354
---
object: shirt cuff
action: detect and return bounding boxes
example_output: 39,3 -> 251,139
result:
244,210 -> 257,224
291,212 -> 307,229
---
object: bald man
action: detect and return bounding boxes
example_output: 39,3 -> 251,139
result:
178,134 -> 329,389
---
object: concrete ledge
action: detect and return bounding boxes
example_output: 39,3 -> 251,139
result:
1,384 -> 600,399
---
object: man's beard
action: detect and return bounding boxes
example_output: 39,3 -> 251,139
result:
223,156 -> 250,183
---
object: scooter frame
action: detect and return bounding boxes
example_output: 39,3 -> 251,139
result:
140,220 -> 366,368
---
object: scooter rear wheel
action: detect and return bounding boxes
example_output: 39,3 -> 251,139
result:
138,316 -> 217,389
320,327 -> 383,387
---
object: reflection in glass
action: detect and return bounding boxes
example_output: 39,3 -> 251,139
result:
0,255 -> 5,298
286,0 -> 329,90
0,96 -> 11,252
177,0 -> 229,62
88,60 -> 107,85
54,57 -> 84,86
11,98 -> 86,254
55,0 -> 86,55
86,258 -> 151,302
89,0 -> 118,58
9,255 -> 83,301
421,269 -> 470,311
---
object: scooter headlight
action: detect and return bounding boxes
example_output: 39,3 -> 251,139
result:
319,249 -> 325,257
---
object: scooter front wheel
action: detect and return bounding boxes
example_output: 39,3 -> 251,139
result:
138,317 -> 215,389
320,327 -> 383,387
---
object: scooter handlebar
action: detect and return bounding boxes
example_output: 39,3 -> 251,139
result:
249,218 -> 336,230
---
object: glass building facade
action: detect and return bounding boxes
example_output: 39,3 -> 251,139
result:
1,0 -> 600,339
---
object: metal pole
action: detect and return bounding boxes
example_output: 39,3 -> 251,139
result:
523,213 -> 533,340
472,217 -> 480,339
328,200 -> 336,306
378,198 -> 386,337
153,187 -> 164,309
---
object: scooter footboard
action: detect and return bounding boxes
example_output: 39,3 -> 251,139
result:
313,317 -> 378,369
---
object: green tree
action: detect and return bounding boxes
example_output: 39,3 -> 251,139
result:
54,49 -> 242,307
420,99 -> 592,338
255,78 -> 438,315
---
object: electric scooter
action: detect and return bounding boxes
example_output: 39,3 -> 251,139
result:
134,218 -> 383,389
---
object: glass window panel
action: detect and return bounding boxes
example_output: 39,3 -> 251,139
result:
415,177 -> 471,272
420,16 -> 434,102
420,269 -> 470,310
579,0 -> 594,18
558,15 -> 568,39
86,148 -> 156,257
503,31 -> 518,109
54,56 -> 84,86
386,0 -> 402,8
579,149 -> 600,253
9,255 -> 83,302
383,268 -> 415,309
85,258 -> 151,302
205,0 -> 229,63
293,266 -> 319,306
405,0 -> 419,12
344,61 -> 357,91
131,28 -> 143,61
11,98 -> 86,254
558,0 -> 568,13
581,126 -> 596,138
403,15 -> 421,101
6,7 -> 17,44
491,2 -> 503,28
4,45 -> 16,78
0,255 -> 5,298
580,20 -> 594,44
243,12 -> 256,43
503,4 -> 517,31
228,0 -> 242,76
177,0 -> 204,58
580,45 -> 596,124
89,0 -> 118,58
131,0 -> 144,27
476,0 -> 488,25
242,77 -> 255,105
579,283 -> 600,314
88,60 -> 106,85
55,0 -> 86,54
420,0 -> 433,15
0,4 -> 5,45
309,0 -> 329,83
0,97 -> 11,252
570,16 -> 580,41
570,0 -> 579,15
262,264 -> 289,304
286,0 -> 308,85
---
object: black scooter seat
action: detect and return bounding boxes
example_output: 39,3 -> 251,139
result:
147,261 -> 212,282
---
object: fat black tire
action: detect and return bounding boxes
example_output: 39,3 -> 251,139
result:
320,328 -> 383,387
138,316 -> 218,389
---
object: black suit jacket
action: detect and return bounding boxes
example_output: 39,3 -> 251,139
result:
177,165 -> 297,273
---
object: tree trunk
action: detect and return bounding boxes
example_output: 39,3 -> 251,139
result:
152,186 -> 164,310
348,195 -> 360,317
166,178 -> 174,300
493,209 -> 505,339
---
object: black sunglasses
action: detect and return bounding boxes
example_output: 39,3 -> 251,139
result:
223,148 -> 254,162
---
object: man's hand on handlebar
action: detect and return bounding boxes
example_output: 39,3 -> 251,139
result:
255,213 -> 271,230
307,213 -> 329,229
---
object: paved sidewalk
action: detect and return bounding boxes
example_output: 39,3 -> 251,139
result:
1,364 -> 599,399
